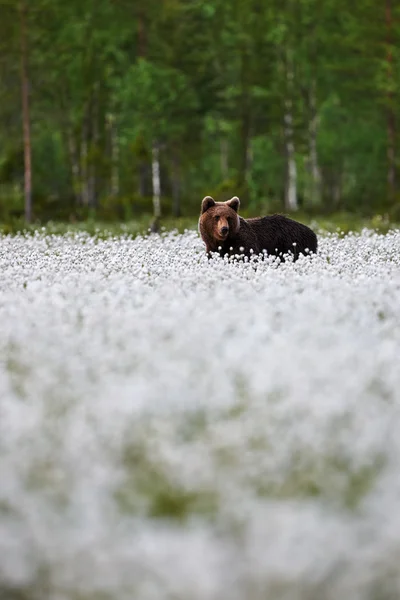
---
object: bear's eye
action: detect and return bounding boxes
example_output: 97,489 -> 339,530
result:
215,215 -> 220,222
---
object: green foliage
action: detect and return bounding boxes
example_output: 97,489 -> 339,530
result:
0,0 -> 400,223
119,58 -> 198,144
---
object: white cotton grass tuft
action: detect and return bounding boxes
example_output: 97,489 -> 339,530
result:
0,228 -> 400,599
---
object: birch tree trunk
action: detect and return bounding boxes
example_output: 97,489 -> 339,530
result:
19,0 -> 32,223
283,58 -> 298,212
284,100 -> 298,211
152,142 -> 161,218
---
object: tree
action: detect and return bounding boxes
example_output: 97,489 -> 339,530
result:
118,58 -> 198,217
19,0 -> 31,222
1,0 -> 399,222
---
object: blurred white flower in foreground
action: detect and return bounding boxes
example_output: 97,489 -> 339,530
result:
0,228 -> 400,599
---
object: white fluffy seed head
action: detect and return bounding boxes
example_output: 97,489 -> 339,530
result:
0,228 -> 399,599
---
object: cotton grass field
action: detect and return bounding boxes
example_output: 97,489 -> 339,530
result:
1,226 -> 400,600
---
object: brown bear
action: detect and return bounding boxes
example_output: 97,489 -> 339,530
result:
198,196 -> 318,261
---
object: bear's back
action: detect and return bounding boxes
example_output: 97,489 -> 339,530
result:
244,214 -> 317,258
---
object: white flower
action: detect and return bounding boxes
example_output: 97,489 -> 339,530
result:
0,228 -> 400,599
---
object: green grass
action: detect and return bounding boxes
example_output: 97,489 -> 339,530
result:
0,215 -> 195,237
0,211 -> 398,237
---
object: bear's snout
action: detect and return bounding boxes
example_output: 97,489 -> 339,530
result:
220,226 -> 229,236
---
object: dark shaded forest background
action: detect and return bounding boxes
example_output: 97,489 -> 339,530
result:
0,0 -> 399,226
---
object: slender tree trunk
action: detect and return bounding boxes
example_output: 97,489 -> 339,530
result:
137,8 -> 149,200
308,81 -> 321,205
283,58 -> 298,212
19,1 -> 32,223
386,0 -> 396,200
283,102 -> 298,211
151,142 -> 161,218
284,110 -> 298,212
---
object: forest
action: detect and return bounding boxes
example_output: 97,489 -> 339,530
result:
0,0 -> 399,225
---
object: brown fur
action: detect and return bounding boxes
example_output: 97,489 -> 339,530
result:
199,196 -> 318,261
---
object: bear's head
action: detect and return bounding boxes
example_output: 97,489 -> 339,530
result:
198,196 -> 240,244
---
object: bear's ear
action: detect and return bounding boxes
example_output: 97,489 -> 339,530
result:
201,196 -> 216,213
226,196 -> 240,213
